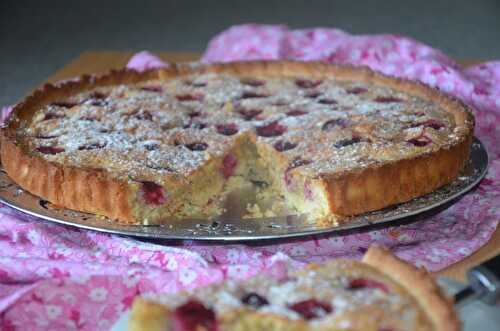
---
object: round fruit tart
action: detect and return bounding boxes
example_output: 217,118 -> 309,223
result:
0,61 -> 474,225
128,246 -> 460,331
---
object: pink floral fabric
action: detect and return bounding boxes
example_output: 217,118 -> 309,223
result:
1,24 -> 499,330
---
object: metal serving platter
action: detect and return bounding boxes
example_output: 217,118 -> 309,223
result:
0,138 -> 488,242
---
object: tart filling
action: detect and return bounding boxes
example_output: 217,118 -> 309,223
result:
2,61 -> 473,224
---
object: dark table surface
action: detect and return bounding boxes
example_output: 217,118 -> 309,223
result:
1,0 -> 499,107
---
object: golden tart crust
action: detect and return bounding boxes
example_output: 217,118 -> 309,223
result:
128,246 -> 460,331
1,61 -> 474,224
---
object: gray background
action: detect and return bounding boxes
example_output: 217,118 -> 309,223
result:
1,0 -> 500,107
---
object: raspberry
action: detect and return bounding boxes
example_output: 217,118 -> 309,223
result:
43,113 -> 65,121
238,109 -> 263,121
221,154 -> 237,179
274,140 -> 297,152
348,278 -> 389,293
317,98 -> 337,105
216,123 -> 239,136
36,146 -> 65,155
78,143 -> 106,151
176,94 -> 204,101
334,137 -> 362,148
286,109 -> 308,117
287,158 -> 312,171
346,87 -> 368,94
172,300 -> 218,331
140,85 -> 163,93
241,92 -> 268,99
410,119 -> 445,130
322,118 -> 348,131
256,121 -> 287,137
374,96 -> 404,103
288,299 -> 332,320
140,181 -> 167,205
185,142 -> 208,151
50,101 -> 78,108
241,293 -> 269,308
240,78 -> 265,87
295,79 -> 322,89
407,136 -> 432,147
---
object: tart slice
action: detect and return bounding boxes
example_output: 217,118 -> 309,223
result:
128,246 -> 459,331
1,61 -> 474,225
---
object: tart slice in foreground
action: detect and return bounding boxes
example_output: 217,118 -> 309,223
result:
128,246 -> 459,331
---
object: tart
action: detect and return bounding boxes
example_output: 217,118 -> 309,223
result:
128,246 -> 460,331
0,61 -> 474,225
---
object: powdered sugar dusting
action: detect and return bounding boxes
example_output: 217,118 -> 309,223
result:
21,71 -> 461,183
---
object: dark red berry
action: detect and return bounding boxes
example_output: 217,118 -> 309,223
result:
89,91 -> 107,99
221,154 -> 238,179
135,111 -> 153,121
272,100 -> 289,106
90,99 -> 108,107
374,96 -> 404,103
36,146 -> 65,155
240,78 -> 265,87
424,120 -> 445,130
140,85 -> 163,93
348,278 -> 389,293
407,137 -> 432,147
295,79 -> 322,89
43,113 -> 65,121
410,119 -> 445,130
274,140 -> 297,152
185,142 -> 208,151
238,109 -> 263,121
288,158 -> 312,171
216,123 -> 239,136
334,137 -> 362,148
241,92 -> 268,99
241,293 -> 269,308
322,118 -> 348,131
172,300 -> 218,331
35,135 -> 59,139
140,181 -> 167,205
50,101 -> 78,108
184,122 -> 207,130
288,299 -> 332,320
286,109 -> 307,117
318,98 -> 337,105
256,121 -> 287,137
176,94 -> 204,102
188,111 -> 202,118
304,179 -> 314,201
81,116 -> 97,121
305,92 -> 322,99
346,87 -> 368,94
144,143 -> 159,151
78,143 -> 106,151
184,80 -> 207,88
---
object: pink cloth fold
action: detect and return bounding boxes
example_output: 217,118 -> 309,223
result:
1,24 -> 499,330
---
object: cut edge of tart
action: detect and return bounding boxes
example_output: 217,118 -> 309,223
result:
0,61 -> 474,225
127,245 -> 460,331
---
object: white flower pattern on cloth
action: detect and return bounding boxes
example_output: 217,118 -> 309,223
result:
0,24 -> 500,331
45,305 -> 62,320
89,287 -> 108,302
